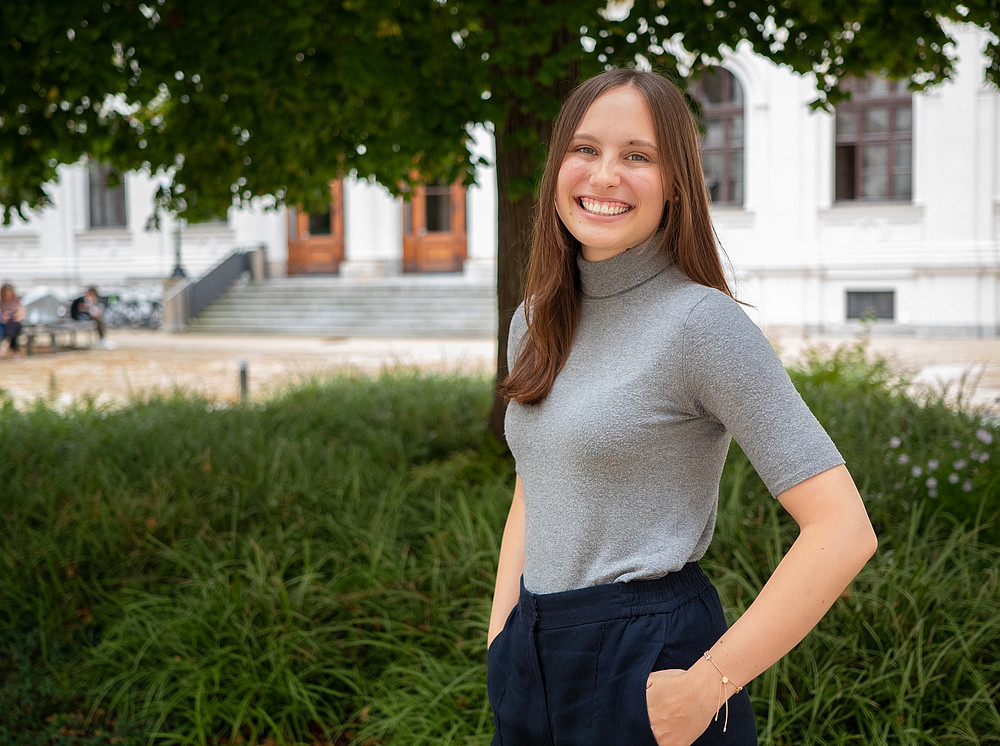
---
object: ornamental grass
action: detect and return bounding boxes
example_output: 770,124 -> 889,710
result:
0,345 -> 997,745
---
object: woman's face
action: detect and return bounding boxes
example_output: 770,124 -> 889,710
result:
555,85 -> 670,262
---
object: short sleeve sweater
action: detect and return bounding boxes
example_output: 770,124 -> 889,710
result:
504,246 -> 844,594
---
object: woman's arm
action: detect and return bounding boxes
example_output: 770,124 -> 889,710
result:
488,475 -> 526,648
646,464 -> 877,745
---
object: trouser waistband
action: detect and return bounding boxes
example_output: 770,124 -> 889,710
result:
517,562 -> 712,630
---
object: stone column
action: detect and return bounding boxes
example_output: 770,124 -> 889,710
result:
340,177 -> 402,278
463,125 -> 497,283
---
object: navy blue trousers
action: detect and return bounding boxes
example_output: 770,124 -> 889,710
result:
487,563 -> 757,745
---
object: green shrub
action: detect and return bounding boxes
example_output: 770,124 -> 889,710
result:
0,349 -> 997,745
786,340 -> 999,536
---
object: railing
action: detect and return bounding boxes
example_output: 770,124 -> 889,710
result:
163,245 -> 267,332
188,250 -> 251,318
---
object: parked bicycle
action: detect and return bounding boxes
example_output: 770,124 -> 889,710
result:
104,296 -> 164,329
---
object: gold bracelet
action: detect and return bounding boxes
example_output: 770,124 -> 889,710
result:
703,651 -> 743,733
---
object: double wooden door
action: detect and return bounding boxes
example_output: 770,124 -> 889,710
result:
287,180 -> 467,274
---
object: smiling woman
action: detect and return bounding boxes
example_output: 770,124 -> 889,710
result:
555,86 -> 667,261
488,68 -> 877,746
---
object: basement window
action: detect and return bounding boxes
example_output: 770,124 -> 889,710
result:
846,290 -> 895,321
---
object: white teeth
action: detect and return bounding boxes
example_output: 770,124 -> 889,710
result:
580,198 -> 631,216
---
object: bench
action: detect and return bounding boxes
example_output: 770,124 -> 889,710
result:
16,319 -> 99,355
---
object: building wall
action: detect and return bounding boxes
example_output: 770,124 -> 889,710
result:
716,24 -> 999,335
0,164 -> 285,298
1,27 -> 997,333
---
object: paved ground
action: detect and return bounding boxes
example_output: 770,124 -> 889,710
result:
1,328 -> 999,412
0,331 -> 497,408
766,328 -> 1000,413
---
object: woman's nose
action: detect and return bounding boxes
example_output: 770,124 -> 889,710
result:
590,156 -> 620,188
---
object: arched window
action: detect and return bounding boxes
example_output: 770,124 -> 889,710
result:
691,68 -> 745,207
834,77 -> 912,202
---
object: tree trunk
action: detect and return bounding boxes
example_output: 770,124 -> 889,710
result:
487,17 -> 577,443
488,112 -> 538,441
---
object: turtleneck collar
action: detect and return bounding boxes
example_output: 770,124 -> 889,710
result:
577,240 -> 671,299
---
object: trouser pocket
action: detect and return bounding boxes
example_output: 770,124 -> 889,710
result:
487,606 -> 518,745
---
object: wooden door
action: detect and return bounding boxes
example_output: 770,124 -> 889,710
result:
287,181 -> 344,274
402,181 -> 467,273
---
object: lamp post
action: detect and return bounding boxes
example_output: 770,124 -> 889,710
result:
171,225 -> 186,278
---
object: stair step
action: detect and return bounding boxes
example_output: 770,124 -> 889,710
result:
188,277 -> 498,338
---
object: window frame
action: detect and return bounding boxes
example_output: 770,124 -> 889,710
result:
690,68 -> 745,208
87,162 -> 128,229
845,289 -> 896,321
834,77 -> 913,203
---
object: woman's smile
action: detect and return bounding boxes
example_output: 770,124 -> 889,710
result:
577,197 -> 633,216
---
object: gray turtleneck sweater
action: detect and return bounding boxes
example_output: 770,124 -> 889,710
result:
504,247 -> 844,594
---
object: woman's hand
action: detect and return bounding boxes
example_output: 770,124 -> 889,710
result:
645,668 -> 718,746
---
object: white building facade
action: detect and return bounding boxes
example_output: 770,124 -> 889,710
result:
716,24 -> 1000,336
2,24 -> 997,335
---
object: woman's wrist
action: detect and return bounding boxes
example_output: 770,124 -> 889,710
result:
686,656 -> 724,698
687,651 -> 744,733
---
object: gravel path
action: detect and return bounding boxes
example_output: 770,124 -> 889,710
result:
1,328 -> 998,413
0,331 -> 496,409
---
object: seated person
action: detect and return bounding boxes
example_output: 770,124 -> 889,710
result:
0,283 -> 26,358
71,287 -> 114,349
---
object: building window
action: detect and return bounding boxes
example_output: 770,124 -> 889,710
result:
423,181 -> 453,233
835,78 -> 912,202
307,208 -> 332,235
88,163 -> 127,228
691,68 -> 744,206
403,180 -> 457,234
846,290 -> 895,321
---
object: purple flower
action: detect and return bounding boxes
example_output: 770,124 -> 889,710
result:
925,477 -> 938,489
898,454 -> 910,465
975,429 -> 993,445
911,466 -> 923,478
962,480 -> 974,493
889,436 -> 902,448
927,459 -> 939,471
949,473 -> 960,484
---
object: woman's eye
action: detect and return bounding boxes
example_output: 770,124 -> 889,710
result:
573,145 -> 597,155
626,153 -> 650,162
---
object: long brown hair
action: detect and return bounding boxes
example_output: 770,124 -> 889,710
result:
501,68 -> 733,405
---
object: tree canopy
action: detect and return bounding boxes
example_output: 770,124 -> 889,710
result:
3,1 -> 997,223
3,0 -> 998,433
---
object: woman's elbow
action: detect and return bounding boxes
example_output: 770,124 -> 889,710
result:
851,515 -> 879,571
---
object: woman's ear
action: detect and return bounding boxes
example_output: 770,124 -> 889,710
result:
663,178 -> 679,206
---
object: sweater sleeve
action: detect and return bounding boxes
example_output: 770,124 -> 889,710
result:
681,290 -> 844,497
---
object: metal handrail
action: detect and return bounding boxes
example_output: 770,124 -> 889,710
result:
188,249 -> 252,318
163,245 -> 265,331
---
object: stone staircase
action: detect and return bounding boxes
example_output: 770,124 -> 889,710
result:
187,276 -> 498,338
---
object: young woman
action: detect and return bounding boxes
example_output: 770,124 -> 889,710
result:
0,283 -> 26,358
487,69 -> 877,746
